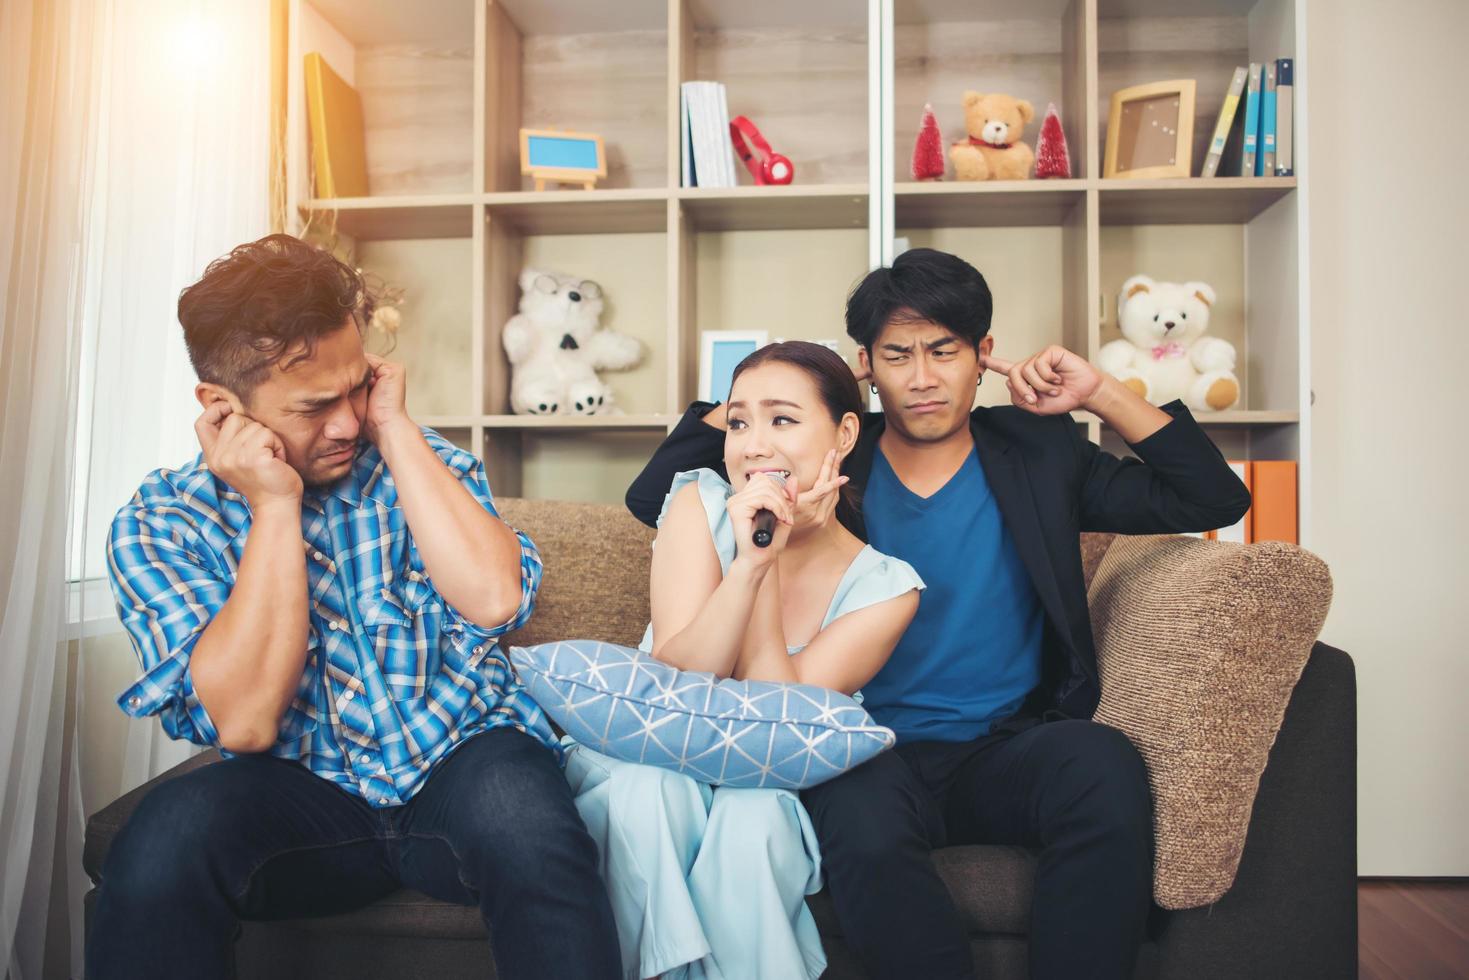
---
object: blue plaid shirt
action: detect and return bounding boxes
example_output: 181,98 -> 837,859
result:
107,427 -> 556,807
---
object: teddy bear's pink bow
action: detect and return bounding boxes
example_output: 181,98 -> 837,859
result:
1150,343 -> 1186,360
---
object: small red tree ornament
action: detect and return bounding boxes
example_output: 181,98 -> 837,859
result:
911,103 -> 945,180
1034,102 -> 1071,179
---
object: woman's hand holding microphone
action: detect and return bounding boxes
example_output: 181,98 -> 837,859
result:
729,471 -> 797,570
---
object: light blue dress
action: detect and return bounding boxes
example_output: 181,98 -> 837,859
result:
565,468 -> 924,980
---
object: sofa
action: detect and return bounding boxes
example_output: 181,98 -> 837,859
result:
83,498 -> 1357,979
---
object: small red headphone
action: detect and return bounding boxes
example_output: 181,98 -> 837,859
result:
729,116 -> 794,186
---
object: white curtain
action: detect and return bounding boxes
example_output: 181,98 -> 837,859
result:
2,1 -> 104,976
2,1 -> 271,976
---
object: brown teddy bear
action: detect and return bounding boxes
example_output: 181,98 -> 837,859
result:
949,92 -> 1036,181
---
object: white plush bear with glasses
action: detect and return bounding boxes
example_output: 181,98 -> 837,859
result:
503,268 -> 644,415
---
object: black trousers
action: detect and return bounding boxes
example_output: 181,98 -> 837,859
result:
801,718 -> 1154,980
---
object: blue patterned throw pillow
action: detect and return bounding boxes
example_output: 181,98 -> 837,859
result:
510,640 -> 895,789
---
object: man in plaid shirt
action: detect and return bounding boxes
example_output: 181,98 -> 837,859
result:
88,235 -> 619,979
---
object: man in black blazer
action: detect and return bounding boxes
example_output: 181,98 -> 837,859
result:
625,248 -> 1250,979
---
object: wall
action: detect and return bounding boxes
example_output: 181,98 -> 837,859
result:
1306,0 -> 1469,874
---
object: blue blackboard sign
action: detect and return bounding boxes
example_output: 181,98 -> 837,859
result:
527,135 -> 599,170
519,128 -> 606,189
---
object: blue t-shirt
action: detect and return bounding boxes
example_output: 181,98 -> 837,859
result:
859,444 -> 1044,743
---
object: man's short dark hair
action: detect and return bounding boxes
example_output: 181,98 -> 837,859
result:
844,247 -> 994,350
178,234 -> 367,400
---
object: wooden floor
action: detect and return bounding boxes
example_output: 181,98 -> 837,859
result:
1361,879 -> 1469,979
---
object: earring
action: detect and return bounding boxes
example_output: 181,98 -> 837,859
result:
977,375 -> 983,387
870,384 -> 878,395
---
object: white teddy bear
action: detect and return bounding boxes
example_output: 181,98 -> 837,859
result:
1097,274 -> 1241,412
503,268 -> 644,415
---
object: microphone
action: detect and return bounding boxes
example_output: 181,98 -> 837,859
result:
751,472 -> 787,548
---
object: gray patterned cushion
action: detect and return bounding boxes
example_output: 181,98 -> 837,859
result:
509,640 -> 894,789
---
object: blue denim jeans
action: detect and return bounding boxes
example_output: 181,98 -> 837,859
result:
87,727 -> 620,979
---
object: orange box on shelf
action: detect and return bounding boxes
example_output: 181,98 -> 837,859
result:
1251,460 -> 1298,544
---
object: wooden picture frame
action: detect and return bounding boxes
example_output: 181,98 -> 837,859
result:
1104,80 -> 1197,179
699,330 -> 768,404
519,128 -> 608,191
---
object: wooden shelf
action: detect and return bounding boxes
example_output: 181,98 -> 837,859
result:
479,414 -> 675,430
484,189 -> 670,236
677,185 -> 869,232
1071,409 -> 1300,425
420,416 -> 481,429
896,0 -> 1077,21
301,196 -> 477,240
1097,0 -> 1258,16
420,414 -> 675,432
1185,409 -> 1300,425
1098,178 -> 1297,225
895,180 -> 1087,229
894,179 -> 1296,228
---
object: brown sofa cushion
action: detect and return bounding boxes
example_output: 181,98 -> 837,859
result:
496,498 -> 654,649
1087,534 -> 1332,909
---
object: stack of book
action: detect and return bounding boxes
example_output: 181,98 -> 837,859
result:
1184,460 -> 1299,544
680,81 -> 738,188
1201,59 -> 1294,179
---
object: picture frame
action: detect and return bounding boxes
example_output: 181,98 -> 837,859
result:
1103,80 -> 1197,179
519,127 -> 607,191
699,330 -> 768,404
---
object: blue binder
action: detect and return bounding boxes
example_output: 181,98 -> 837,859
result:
1258,62 -> 1278,176
1241,63 -> 1262,177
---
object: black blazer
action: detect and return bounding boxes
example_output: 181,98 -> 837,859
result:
625,400 -> 1251,722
